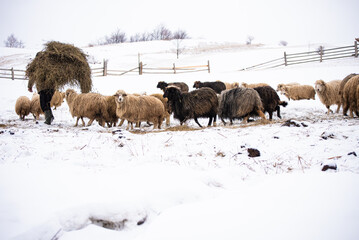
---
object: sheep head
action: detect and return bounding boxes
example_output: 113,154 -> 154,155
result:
157,81 -> 168,90
314,80 -> 326,93
241,82 -> 248,88
114,90 -> 127,103
163,86 -> 181,101
193,81 -> 201,89
232,82 -> 239,88
65,89 -> 77,103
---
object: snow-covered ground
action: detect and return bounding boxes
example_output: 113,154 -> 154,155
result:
0,40 -> 359,240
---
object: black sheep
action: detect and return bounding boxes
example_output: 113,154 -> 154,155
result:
219,87 -> 266,125
157,81 -> 189,93
254,86 -> 288,120
163,86 -> 218,127
193,81 -> 226,94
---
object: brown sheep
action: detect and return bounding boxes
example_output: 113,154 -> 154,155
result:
65,89 -> 109,127
282,85 -> 315,101
29,93 -> 44,120
218,81 -> 239,90
276,83 -> 299,93
151,93 -> 171,127
104,95 -> 119,127
50,91 -> 65,110
342,75 -> 359,117
241,82 -> 269,88
15,96 -> 31,120
114,90 -> 165,130
338,73 -> 357,106
314,80 -> 342,114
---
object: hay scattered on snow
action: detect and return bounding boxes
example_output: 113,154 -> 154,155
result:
26,41 -> 92,93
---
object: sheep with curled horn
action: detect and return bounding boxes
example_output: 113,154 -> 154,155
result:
218,87 -> 266,125
163,86 -> 218,128
157,81 -> 189,93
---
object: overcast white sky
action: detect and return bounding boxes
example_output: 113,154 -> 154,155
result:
0,0 -> 358,48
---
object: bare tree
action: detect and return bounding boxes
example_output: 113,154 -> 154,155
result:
246,35 -> 254,45
173,29 -> 189,40
104,29 -> 127,44
151,25 -> 172,40
4,34 -> 25,48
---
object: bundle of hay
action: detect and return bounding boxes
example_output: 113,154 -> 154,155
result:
26,41 -> 92,93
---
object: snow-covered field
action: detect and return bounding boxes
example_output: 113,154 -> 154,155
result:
1,40 -> 359,240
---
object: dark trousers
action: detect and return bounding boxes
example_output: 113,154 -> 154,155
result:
39,89 -> 55,112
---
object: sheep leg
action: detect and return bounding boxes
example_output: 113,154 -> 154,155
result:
276,106 -> 282,119
213,115 -> 217,127
194,117 -> 203,128
81,117 -> 85,126
165,115 -> 170,126
221,117 -> 227,126
119,119 -> 125,127
343,103 -> 349,116
269,111 -> 273,120
75,117 -> 80,127
257,109 -> 266,121
207,117 -> 213,127
241,116 -> 249,124
87,119 -> 94,126
326,106 -> 333,114
335,104 -> 341,114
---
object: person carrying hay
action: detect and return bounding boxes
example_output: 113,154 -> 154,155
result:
26,41 -> 92,125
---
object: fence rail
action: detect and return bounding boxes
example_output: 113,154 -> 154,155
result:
240,41 -> 358,71
0,68 -> 27,80
1,60 -> 210,81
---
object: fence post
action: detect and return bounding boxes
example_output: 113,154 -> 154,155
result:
207,60 -> 210,73
173,63 -> 176,74
103,59 -> 108,76
139,62 -> 143,75
284,52 -> 287,66
355,41 -> 358,58
11,68 -> 14,80
319,46 -> 323,62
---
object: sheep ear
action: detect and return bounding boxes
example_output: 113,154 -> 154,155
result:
123,93 -> 127,97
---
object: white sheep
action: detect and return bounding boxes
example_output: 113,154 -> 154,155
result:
15,96 -> 31,120
276,82 -> 299,94
50,91 -> 65,110
30,93 -> 43,120
65,89 -> 109,127
314,79 -> 342,114
241,82 -> 269,88
282,85 -> 315,101
114,90 -> 165,130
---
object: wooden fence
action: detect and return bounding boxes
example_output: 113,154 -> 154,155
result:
240,41 -> 358,71
92,60 -> 210,77
0,60 -> 210,80
0,68 -> 27,80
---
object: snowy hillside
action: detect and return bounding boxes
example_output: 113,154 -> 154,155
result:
0,40 -> 359,240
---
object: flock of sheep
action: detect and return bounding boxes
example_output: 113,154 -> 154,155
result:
14,73 -> 359,130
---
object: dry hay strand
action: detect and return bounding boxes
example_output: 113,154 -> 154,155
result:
129,125 -> 200,135
26,41 -> 92,93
